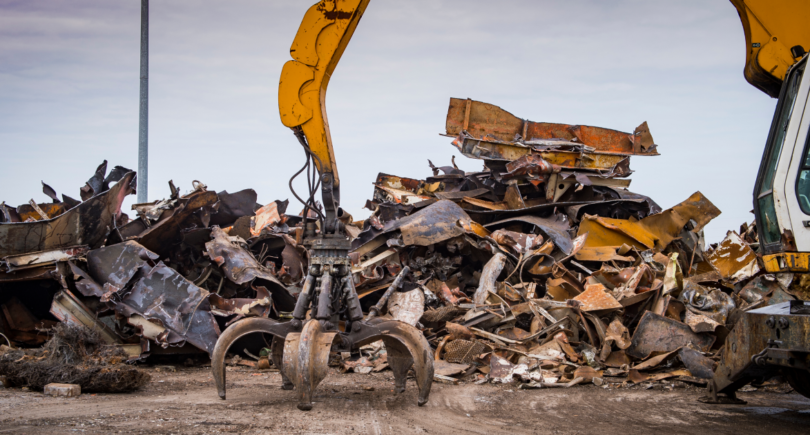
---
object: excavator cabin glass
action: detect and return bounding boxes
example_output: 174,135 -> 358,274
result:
756,62 -> 804,247
796,123 -> 810,214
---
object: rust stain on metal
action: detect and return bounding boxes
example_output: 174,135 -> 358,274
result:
573,284 -> 622,311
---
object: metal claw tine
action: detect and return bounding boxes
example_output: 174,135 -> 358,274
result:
211,317 -> 293,400
283,320 -> 338,411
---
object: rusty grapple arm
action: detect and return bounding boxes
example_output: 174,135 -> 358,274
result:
211,0 -> 433,411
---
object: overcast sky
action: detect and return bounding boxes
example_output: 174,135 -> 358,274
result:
0,0 -> 775,243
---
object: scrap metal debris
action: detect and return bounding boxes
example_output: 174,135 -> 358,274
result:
0,324 -> 149,393
0,162 -> 299,360
1,98 -> 800,393
335,98 -> 800,389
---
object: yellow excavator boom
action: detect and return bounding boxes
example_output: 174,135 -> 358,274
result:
278,0 -> 370,188
731,0 -> 810,97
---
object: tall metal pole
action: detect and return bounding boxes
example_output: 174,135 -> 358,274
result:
137,0 -> 149,203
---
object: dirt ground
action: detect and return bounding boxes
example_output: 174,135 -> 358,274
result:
1,365 -> 809,435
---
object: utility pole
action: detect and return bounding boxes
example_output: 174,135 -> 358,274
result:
137,0 -> 149,203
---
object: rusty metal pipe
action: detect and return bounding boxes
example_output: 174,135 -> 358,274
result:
366,266 -> 410,320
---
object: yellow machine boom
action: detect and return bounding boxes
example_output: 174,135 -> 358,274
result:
278,0 -> 370,187
731,0 -> 810,97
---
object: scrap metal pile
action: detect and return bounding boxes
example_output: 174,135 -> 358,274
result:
0,162 -> 299,361
340,98 -> 804,387
1,98 -> 804,391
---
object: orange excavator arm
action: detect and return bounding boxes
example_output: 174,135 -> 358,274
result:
278,0 -> 370,193
731,0 -> 810,97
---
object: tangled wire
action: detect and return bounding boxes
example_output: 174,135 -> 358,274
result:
0,324 -> 150,393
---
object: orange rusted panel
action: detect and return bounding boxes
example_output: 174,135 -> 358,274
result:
569,125 -> 634,153
446,98 -> 658,156
17,203 -> 65,221
573,284 -> 622,311
445,98 -> 524,143
577,216 -> 652,250
375,173 -> 423,194
577,192 -> 721,251
525,122 -> 577,143
707,231 -> 760,283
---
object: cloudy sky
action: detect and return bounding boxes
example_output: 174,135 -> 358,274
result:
0,0 -> 775,243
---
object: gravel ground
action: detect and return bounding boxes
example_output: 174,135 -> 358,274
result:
1,365 -> 809,434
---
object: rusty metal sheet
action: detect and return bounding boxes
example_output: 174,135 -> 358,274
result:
115,262 -> 220,355
445,98 -> 657,156
16,202 -> 65,221
679,280 -> 735,329
604,318 -> 631,350
3,246 -> 88,272
0,172 -> 135,257
208,286 -> 272,318
385,200 -> 472,246
86,241 -> 158,293
738,275 -> 778,303
135,189 -> 218,255
373,173 -> 434,205
375,173 -> 423,194
68,261 -> 104,298
567,196 -> 662,224
388,288 -> 425,326
502,154 -> 561,181
0,202 -> 21,223
209,189 -> 258,227
485,214 -> 574,255
374,185 -> 432,205
707,231 -> 761,283
463,197 -> 508,210
50,290 -> 120,346
0,265 -> 55,282
206,227 -> 282,285
205,226 -> 295,311
453,137 -> 636,172
41,181 -> 60,203
574,246 -> 634,263
573,284 -> 622,311
639,191 -> 721,235
473,253 -> 506,305
626,312 -> 716,359
490,229 -> 542,255
251,201 -> 284,237
434,188 -> 491,201
578,191 -> 721,251
678,347 -> 715,379
467,200 -> 601,217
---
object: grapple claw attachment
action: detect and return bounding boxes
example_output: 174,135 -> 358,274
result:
282,319 -> 338,411
211,317 -> 294,400
356,319 -> 434,406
